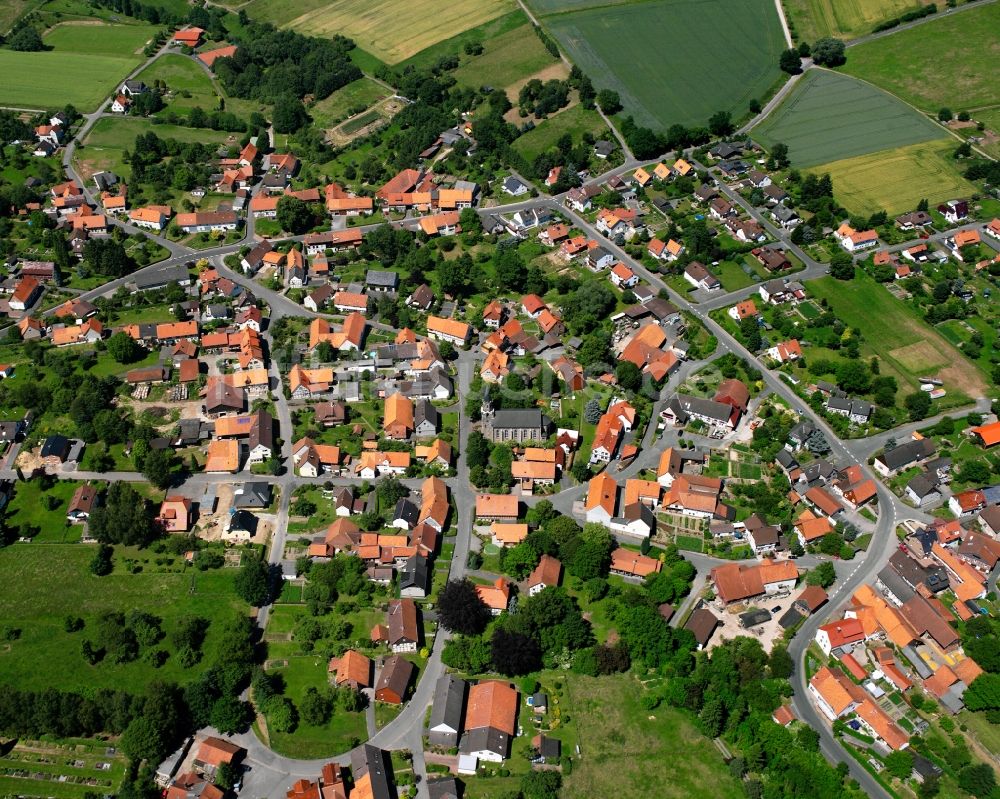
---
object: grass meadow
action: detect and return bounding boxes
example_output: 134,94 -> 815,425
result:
452,22 -> 560,90
242,0 -> 514,64
512,104 -> 609,160
561,673 -> 744,799
751,69 -> 946,167
309,77 -> 389,129
782,0 -> 936,42
806,270 -> 987,397
396,9 -> 525,72
0,544 -> 248,693
841,2 -> 1000,112
807,138 -> 977,216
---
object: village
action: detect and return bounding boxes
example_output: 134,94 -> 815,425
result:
0,5 -> 1000,799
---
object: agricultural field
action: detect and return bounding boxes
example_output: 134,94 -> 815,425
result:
782,0 -> 935,42
538,0 -> 787,129
512,104 -> 609,161
396,9 -> 525,72
0,0 -> 43,33
840,2 -> 1000,112
806,138 -> 977,216
0,21 -> 156,110
751,69 -> 946,167
561,674 -> 744,799
0,544 -> 248,693
452,22 -> 561,91
309,77 -> 389,130
242,0 -> 515,64
805,271 -> 987,398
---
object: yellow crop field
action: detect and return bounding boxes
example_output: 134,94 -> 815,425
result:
277,0 -> 514,64
782,0 -> 935,42
808,139 -> 976,216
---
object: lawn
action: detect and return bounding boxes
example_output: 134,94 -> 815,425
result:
806,270 -> 988,397
751,69 -> 946,167
840,2 -> 1000,112
782,0 -> 936,42
715,259 -> 757,292
513,104 -> 609,161
806,138 -> 977,216
243,0 -> 515,64
540,0 -> 787,129
0,544 -> 248,693
5,479 -> 85,543
263,654 -> 368,758
452,22 -> 560,90
309,77 -> 389,129
561,673 -> 743,799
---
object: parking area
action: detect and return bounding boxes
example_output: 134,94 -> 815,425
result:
708,590 -> 797,652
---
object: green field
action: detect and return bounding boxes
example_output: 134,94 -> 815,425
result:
752,69 -> 946,167
538,0 -> 787,129
561,674 -> 743,799
841,2 -> 1000,112
513,103 -> 609,160
43,20 -> 158,56
0,544 -> 248,693
782,0 -> 935,42
452,22 -> 561,90
79,116 -> 239,178
309,77 -> 389,128
0,50 -> 129,109
0,0 -> 43,33
134,53 -> 218,110
242,0 -> 514,64
806,270 -> 987,397
807,138 -> 977,216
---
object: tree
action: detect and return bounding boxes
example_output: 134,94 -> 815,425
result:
438,579 -> 491,635
740,316 -> 762,351
779,48 -> 802,73
376,477 -> 408,507
272,95 -> 308,133
964,674 -> 1000,712
299,686 -> 333,726
615,360 -> 642,392
491,628 -> 542,675
937,107 -> 953,122
106,332 -> 144,364
6,25 -> 44,51
583,398 -> 603,424
768,645 -> 793,678
904,390 -> 931,421
120,715 -> 166,763
143,448 -> 173,490
88,482 -> 157,547
708,110 -> 734,137
807,561 -> 836,588
89,543 -> 113,576
520,770 -> 562,799
234,557 -> 271,607
884,750 -> 914,780
812,37 -> 846,66
958,764 -> 996,799
568,525 -> 613,580
265,696 -> 297,732
596,89 -> 621,115
209,696 -> 254,734
829,251 -> 854,280
276,197 -> 313,234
